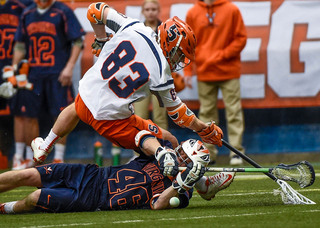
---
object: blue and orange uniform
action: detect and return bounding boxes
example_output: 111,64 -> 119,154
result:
12,1 -> 85,117
0,0 -> 33,110
35,156 -> 192,212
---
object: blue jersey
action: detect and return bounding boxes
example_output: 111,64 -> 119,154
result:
0,0 -> 33,82
14,1 -> 85,79
36,157 -> 192,212
100,156 -> 192,210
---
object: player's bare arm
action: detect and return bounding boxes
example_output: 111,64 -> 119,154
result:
58,39 -> 83,86
12,42 -> 26,66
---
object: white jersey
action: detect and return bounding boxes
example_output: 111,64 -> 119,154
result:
79,9 -> 180,120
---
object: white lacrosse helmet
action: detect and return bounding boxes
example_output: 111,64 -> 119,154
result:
175,139 -> 210,167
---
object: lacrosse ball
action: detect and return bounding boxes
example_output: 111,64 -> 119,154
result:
169,197 -> 180,207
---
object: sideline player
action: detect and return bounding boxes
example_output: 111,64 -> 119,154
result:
0,139 -> 235,213
0,0 -> 34,168
10,0 -> 85,169
32,2 -> 223,178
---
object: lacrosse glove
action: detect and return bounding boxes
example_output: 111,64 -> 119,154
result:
173,162 -> 206,194
155,147 -> 179,177
197,121 -> 223,147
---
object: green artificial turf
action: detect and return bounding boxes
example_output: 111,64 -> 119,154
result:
0,164 -> 319,228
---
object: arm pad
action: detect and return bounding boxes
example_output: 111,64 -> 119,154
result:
167,103 -> 195,128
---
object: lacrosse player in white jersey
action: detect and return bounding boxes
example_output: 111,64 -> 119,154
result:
31,2 -> 224,179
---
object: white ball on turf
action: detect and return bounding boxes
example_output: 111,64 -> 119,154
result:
169,197 -> 180,208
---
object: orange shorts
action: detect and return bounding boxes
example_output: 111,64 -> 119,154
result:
74,94 -> 163,151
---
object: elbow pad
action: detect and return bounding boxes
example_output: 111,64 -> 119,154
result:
167,103 -> 195,128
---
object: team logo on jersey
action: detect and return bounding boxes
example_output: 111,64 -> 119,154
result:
167,24 -> 180,42
44,166 -> 52,174
50,13 -> 57,17
11,5 -> 18,9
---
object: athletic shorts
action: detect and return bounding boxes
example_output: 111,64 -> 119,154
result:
75,94 -> 163,151
10,76 -> 73,117
35,163 -> 104,213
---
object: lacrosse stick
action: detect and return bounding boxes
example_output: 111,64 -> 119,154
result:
178,161 -> 315,188
221,139 -> 316,205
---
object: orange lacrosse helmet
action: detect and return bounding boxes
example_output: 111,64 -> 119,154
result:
35,0 -> 53,9
158,16 -> 196,72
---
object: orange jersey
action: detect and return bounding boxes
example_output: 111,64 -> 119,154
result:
75,94 -> 163,151
184,0 -> 247,82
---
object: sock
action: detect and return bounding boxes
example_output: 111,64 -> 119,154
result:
26,146 -> 33,161
54,143 -> 65,161
14,142 -> 25,160
40,129 -> 61,151
194,176 -> 208,192
4,201 -> 17,214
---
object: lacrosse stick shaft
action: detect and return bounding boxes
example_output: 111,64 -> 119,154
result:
178,167 -> 271,173
222,139 -> 277,181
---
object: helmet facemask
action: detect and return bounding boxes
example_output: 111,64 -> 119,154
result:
175,139 -> 210,167
158,16 -> 196,72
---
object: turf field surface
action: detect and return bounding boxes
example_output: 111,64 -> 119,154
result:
0,163 -> 319,228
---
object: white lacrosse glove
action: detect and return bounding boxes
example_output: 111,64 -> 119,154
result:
172,162 -> 206,194
0,82 -> 17,98
155,147 -> 179,177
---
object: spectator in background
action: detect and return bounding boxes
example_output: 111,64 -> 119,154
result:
134,0 -> 185,131
9,0 -> 85,169
184,0 -> 247,165
0,0 -> 34,167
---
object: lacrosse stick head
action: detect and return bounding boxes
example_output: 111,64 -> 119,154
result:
175,139 -> 210,167
272,161 -> 315,188
273,179 -> 316,205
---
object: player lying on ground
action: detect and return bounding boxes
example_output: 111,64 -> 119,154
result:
0,139 -> 235,214
31,2 -> 223,178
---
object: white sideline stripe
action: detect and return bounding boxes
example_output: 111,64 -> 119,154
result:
112,210 -> 320,224
21,223 -> 95,228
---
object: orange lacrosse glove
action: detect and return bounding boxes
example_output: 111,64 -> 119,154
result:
91,33 -> 113,57
172,72 -> 185,93
87,2 -> 109,24
197,121 -> 223,147
2,65 -> 16,87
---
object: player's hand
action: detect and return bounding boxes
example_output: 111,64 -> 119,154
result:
87,2 -> 109,25
0,82 -> 17,98
2,65 -> 17,87
91,33 -> 113,57
172,162 -> 205,194
197,121 -> 223,147
58,64 -> 73,86
155,147 -> 179,177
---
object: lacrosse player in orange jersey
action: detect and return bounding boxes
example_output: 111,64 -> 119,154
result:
32,2 -> 223,178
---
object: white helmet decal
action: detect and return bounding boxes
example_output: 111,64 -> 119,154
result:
176,139 -> 210,167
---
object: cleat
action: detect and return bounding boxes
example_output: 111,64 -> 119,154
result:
31,137 -> 52,163
53,159 -> 63,164
12,156 -> 24,170
197,172 -> 235,201
230,155 -> 243,166
0,203 -> 6,214
12,158 -> 34,170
